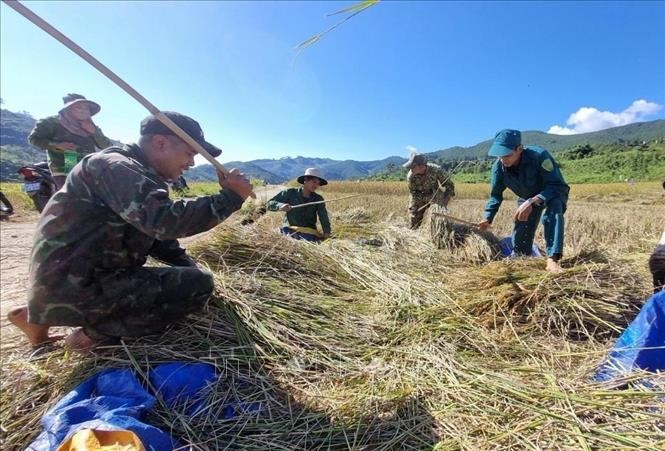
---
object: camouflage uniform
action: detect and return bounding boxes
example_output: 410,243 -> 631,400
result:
28,115 -> 112,180
27,144 -> 244,338
407,163 -> 455,229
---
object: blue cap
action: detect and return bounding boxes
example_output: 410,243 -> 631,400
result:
488,129 -> 521,157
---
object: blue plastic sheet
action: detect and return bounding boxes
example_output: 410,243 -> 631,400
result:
499,236 -> 542,258
28,362 -> 217,451
594,290 -> 665,382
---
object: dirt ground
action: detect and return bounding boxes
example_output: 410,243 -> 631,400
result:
0,218 -> 38,344
0,185 -> 284,348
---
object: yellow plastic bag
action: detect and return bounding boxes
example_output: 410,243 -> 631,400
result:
57,428 -> 145,451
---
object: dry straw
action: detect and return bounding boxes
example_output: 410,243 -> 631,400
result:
2,188 -> 664,450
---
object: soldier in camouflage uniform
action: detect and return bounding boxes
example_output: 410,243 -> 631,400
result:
28,93 -> 112,189
8,112 -> 253,351
404,154 -> 455,229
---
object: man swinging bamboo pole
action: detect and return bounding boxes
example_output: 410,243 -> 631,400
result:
5,0 -> 256,355
3,0 -> 255,197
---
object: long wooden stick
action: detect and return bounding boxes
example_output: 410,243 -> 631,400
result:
431,211 -> 482,228
3,0 -> 255,196
289,194 -> 361,209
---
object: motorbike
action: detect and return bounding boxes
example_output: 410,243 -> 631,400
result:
0,191 -> 14,219
17,162 -> 57,213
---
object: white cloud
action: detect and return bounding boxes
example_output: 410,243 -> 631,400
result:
406,145 -> 417,152
547,99 -> 662,135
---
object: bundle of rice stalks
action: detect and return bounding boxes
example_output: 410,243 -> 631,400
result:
429,206 -> 502,263
445,253 -> 647,341
333,206 -> 374,224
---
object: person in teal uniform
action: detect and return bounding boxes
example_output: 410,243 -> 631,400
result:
477,129 -> 570,272
266,168 -> 331,242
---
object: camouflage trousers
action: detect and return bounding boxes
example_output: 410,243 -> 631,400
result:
31,266 -> 214,339
408,193 -> 451,229
87,266 -> 214,338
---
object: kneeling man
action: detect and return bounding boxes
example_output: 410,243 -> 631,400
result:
8,112 -> 253,351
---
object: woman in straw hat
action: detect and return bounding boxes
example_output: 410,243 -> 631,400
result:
28,93 -> 112,189
266,168 -> 332,242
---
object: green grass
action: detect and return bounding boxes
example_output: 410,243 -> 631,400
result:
0,182 -> 35,213
172,179 -> 267,198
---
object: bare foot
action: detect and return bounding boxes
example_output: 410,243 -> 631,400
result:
546,257 -> 563,273
7,307 -> 64,346
64,328 -> 116,354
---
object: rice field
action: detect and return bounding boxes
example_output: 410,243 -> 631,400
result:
1,180 -> 664,450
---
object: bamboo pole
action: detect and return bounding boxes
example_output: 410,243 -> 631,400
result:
431,211 -> 482,228
3,0 -> 255,197
289,194 -> 362,209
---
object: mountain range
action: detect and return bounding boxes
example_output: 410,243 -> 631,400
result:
1,107 -> 664,182
428,119 -> 665,161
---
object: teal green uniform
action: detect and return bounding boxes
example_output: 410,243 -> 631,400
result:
484,146 -> 569,257
266,187 -> 331,235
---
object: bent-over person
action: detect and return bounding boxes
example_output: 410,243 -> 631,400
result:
477,129 -> 570,273
8,112 -> 253,352
266,168 -> 331,242
404,153 -> 455,229
28,93 -> 112,190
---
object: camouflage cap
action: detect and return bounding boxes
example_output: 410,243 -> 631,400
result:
403,153 -> 427,169
59,93 -> 101,116
140,111 -> 222,158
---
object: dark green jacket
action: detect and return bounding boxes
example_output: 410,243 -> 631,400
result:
28,115 -> 112,175
28,144 -> 244,325
266,187 -> 331,234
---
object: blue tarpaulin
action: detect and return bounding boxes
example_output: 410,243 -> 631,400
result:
594,290 -> 665,382
28,362 -> 217,451
499,236 -> 542,258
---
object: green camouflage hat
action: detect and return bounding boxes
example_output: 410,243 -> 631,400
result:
403,153 -> 427,169
59,93 -> 101,116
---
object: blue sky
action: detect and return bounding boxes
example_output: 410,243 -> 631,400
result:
1,1 -> 664,165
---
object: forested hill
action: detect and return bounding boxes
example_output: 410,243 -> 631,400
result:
430,120 -> 665,161
187,120 -> 665,183
2,106 -> 664,183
